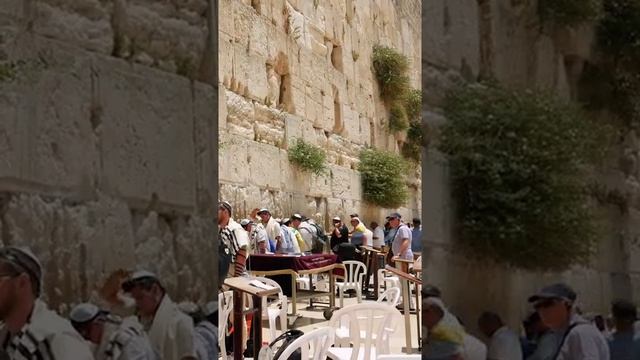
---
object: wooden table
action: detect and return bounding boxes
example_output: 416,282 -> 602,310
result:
223,277 -> 280,360
248,254 -> 345,325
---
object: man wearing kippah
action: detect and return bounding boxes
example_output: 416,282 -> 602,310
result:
0,246 -> 94,359
69,302 -> 157,360
121,271 -> 196,360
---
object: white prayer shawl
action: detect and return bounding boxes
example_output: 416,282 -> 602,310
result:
145,295 -> 196,360
0,300 -> 94,360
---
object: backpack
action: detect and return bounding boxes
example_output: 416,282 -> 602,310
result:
309,223 -> 328,253
269,330 -> 304,360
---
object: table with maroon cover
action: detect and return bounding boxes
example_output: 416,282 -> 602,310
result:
247,253 -> 344,320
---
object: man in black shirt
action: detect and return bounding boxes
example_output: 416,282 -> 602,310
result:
330,216 -> 349,251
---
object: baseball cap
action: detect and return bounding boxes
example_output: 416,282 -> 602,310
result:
291,214 -> 302,220
528,283 -> 577,304
388,212 -> 402,219
69,303 -> 107,324
121,270 -> 161,292
240,219 -> 253,227
332,216 -> 341,222
257,208 -> 270,215
0,246 -> 43,297
350,213 -> 359,218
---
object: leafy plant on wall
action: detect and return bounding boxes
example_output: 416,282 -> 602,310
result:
372,45 -> 424,162
288,138 -> 328,176
358,148 -> 409,208
438,81 -> 609,270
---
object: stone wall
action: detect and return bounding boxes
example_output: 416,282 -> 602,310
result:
0,0 -> 217,313
423,0 -> 640,337
218,0 -> 422,227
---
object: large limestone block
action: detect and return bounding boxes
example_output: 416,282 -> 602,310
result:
327,197 -> 347,218
249,16 -> 270,58
309,173 -> 332,198
0,36 -> 97,192
280,152 -> 310,194
31,0 -> 113,54
219,135 -> 250,185
246,54 -> 269,102
97,56 -> 196,210
230,0 -> 255,47
192,83 -> 216,215
330,165 -> 361,201
284,114 -> 303,147
226,90 -> 255,133
248,141 -> 283,189
219,0 -> 235,37
125,1 -> 207,73
219,32 -> 234,87
423,0 -> 479,77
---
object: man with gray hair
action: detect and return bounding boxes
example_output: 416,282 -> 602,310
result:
69,302 -> 157,360
528,283 -> 609,360
0,246 -> 94,359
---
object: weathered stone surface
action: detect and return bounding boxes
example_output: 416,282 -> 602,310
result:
0,35 -> 97,192
97,56 -> 196,210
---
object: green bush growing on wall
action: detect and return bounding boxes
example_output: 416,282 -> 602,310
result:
597,0 -> 640,58
389,103 -> 409,132
404,88 -> 422,121
438,81 -> 607,270
288,138 -> 327,176
358,148 -> 409,208
538,0 -> 602,26
372,45 -> 411,104
401,121 -> 423,163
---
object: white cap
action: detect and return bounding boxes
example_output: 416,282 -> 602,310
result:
257,208 -> 270,214
332,217 -> 341,221
177,301 -> 199,315
121,270 -> 160,292
240,219 -> 253,227
69,303 -> 102,323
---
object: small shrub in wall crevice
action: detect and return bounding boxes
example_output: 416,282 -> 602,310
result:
288,138 -> 327,176
358,148 -> 409,208
439,81 -> 609,270
389,103 -> 409,132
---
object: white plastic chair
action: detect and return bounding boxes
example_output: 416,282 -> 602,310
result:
276,326 -> 335,360
249,276 -> 288,341
218,291 -> 233,359
327,302 -> 401,360
336,261 -> 366,308
377,268 -> 400,295
377,287 -> 401,307
334,287 -> 401,350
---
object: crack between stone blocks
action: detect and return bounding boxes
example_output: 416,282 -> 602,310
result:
0,192 -> 12,246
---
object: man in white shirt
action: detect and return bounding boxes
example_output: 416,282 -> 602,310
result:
370,221 -> 385,249
388,212 -> 413,260
257,208 -> 281,252
121,271 -> 196,360
478,312 -> 523,360
0,247 -> 94,359
240,219 -> 268,255
528,283 -> 609,360
219,202 -> 249,277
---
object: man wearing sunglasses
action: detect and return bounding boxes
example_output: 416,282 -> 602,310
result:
528,283 -> 609,360
0,246 -> 94,359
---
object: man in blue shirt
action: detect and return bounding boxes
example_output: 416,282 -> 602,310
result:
609,299 -> 640,360
411,218 -> 422,253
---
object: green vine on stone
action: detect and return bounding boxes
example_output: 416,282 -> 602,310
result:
288,138 -> 328,176
438,81 -> 608,270
372,45 -> 410,104
358,148 -> 409,208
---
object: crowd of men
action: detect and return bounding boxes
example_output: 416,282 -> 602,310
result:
422,282 -> 640,360
216,201 -> 422,356
0,247 -> 218,360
